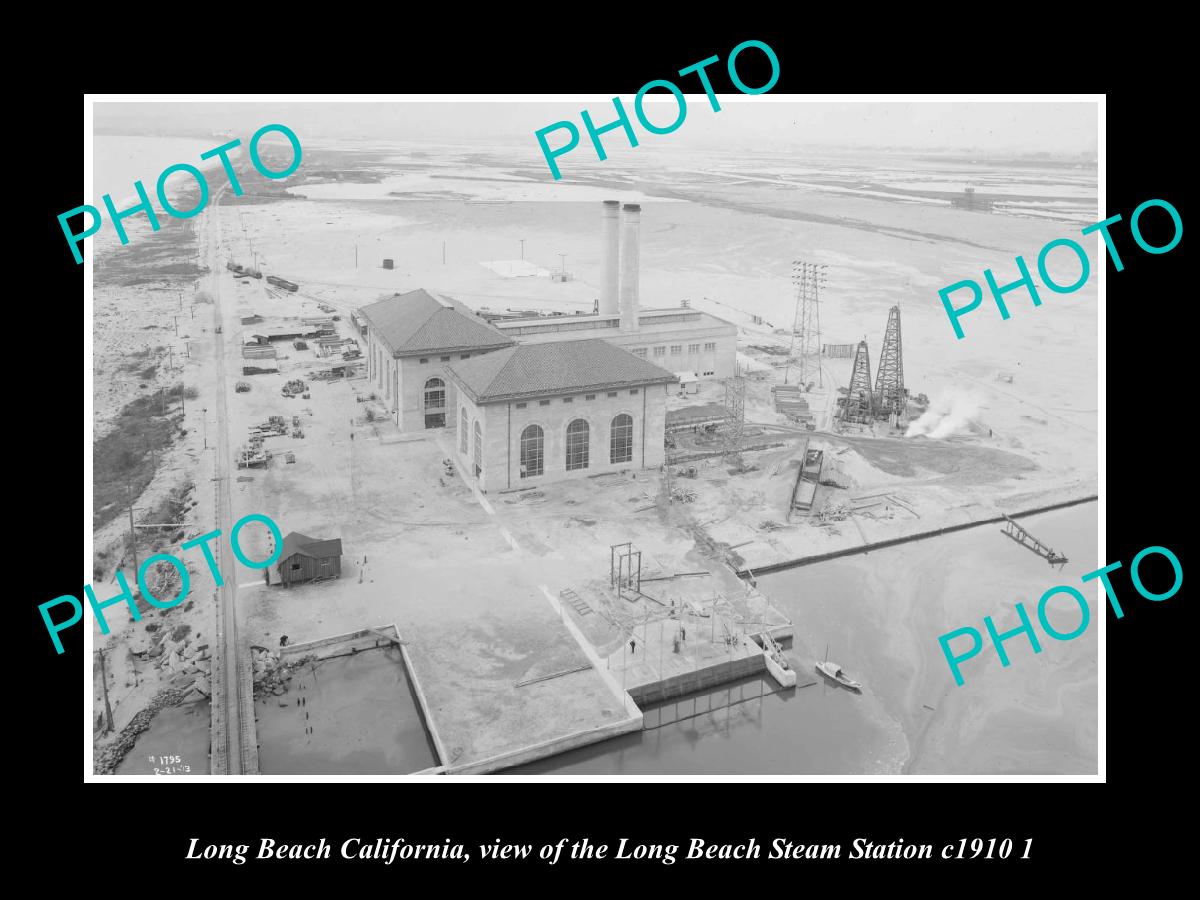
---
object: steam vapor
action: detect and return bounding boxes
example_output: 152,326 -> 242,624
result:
905,388 -> 982,439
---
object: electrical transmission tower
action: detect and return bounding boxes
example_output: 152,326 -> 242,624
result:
839,340 -> 875,424
874,305 -> 906,421
721,373 -> 746,467
784,261 -> 827,387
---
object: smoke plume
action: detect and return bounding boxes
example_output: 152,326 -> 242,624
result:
905,388 -> 982,439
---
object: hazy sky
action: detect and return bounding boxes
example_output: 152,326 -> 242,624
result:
95,100 -> 1098,155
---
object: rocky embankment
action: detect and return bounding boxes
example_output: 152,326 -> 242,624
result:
128,623 -> 212,702
252,647 -> 314,701
94,688 -> 185,774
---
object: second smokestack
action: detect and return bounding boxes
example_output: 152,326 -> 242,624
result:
600,200 -> 620,316
619,203 -> 641,332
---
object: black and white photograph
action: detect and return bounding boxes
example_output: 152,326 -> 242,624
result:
82,96 -> 1101,779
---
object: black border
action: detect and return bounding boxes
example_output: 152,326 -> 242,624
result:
22,26 -> 1192,883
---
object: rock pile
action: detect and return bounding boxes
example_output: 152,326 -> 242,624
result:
132,625 -> 212,703
252,648 -> 313,700
94,688 -> 184,775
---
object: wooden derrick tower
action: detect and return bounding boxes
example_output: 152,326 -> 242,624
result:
839,340 -> 875,424
874,305 -> 905,419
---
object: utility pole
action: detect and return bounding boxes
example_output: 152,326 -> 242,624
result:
442,241 -> 446,265
128,500 -> 139,574
96,648 -> 114,734
355,243 -> 358,269
174,315 -> 179,336
557,253 -> 566,275
168,347 -> 174,371
519,239 -> 525,261
202,408 -> 207,449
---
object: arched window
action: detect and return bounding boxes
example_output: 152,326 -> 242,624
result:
460,407 -> 469,454
565,419 -> 589,471
424,377 -> 445,410
520,425 -> 543,478
423,377 -> 447,428
473,420 -> 483,478
610,413 -> 633,464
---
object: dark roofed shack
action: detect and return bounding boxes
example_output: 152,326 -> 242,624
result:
271,531 -> 343,587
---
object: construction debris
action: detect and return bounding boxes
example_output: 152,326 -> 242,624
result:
235,381 -> 251,393
237,446 -> 270,469
817,502 -> 851,523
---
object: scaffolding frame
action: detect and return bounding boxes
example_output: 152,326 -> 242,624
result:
1001,515 -> 1068,568
720,374 -> 746,466
610,541 -> 643,594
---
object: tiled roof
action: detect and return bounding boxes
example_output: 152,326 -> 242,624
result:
359,289 -> 515,356
447,339 -> 677,403
279,532 -> 343,562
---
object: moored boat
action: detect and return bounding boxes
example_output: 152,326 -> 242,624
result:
816,645 -> 862,691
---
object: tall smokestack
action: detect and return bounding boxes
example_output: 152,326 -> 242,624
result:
600,200 -> 620,317
619,203 -> 641,332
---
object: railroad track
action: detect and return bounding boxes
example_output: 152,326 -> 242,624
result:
206,189 -> 259,775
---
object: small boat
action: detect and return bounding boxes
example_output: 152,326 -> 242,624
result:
816,645 -> 862,692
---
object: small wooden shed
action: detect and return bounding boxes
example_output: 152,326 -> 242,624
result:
270,532 -> 343,587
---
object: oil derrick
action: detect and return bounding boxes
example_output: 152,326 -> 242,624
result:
721,373 -> 747,466
839,340 -> 874,424
874,305 -> 905,419
785,261 -> 827,386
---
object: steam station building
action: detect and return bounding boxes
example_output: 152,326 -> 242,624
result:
359,201 -> 738,489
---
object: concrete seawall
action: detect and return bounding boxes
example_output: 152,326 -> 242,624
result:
739,494 -> 1098,579
448,716 -> 643,775
277,624 -> 449,772
628,653 -> 767,705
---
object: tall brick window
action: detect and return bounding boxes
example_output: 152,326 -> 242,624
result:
520,425 -> 543,478
566,419 -> 590,471
610,414 -> 633,464
424,377 -> 445,410
473,420 -> 483,478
